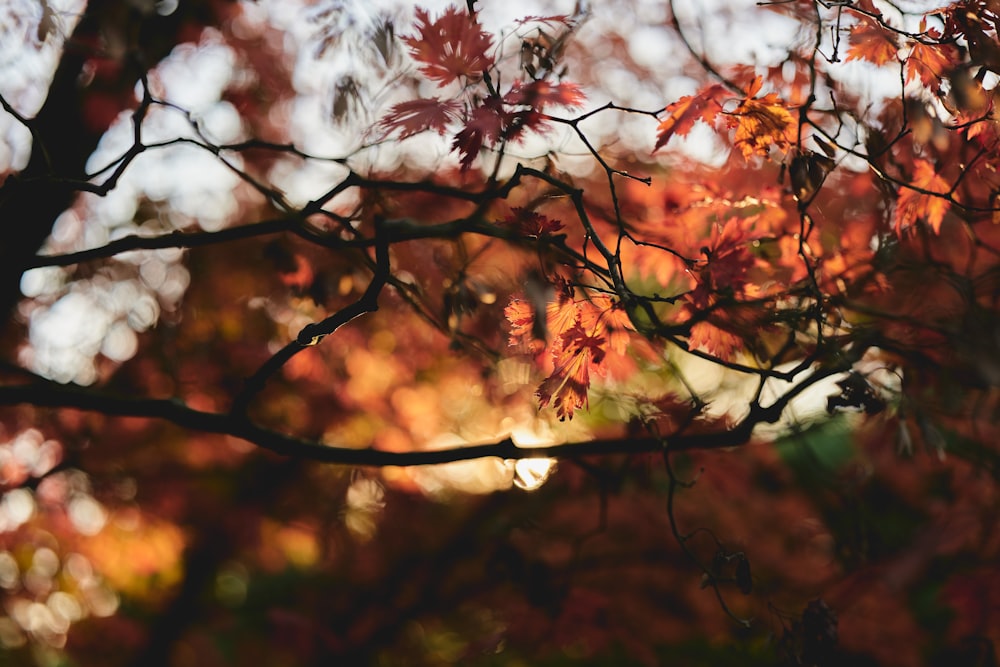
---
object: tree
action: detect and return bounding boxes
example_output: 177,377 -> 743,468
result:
0,0 -> 998,664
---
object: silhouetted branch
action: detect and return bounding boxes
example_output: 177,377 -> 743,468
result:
28,218 -> 299,268
230,217 -> 392,415
0,358 -> 850,467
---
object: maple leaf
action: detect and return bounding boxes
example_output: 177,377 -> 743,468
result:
403,7 -> 494,87
504,297 -> 547,353
505,108 -> 550,143
505,297 -> 536,343
688,321 -> 743,360
727,77 -> 796,159
893,159 -> 951,234
379,97 -> 462,139
575,294 -> 634,356
689,217 -> 762,308
543,285 -> 581,348
654,84 -> 727,151
501,207 -> 564,237
906,41 -> 959,91
846,19 -> 899,65
536,322 -> 606,420
507,287 -> 636,419
452,96 -> 506,169
503,80 -> 586,111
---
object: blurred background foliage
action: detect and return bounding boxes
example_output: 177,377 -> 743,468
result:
0,0 -> 997,665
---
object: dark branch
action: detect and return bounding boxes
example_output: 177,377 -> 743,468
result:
28,218 -> 298,268
0,360 -> 848,467
229,217 -> 392,415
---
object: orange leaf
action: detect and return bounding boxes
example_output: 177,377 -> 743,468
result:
536,323 -> 606,420
505,298 -> 537,345
403,7 -> 494,87
654,84 -> 727,151
727,78 -> 796,159
544,287 -> 581,343
688,321 -> 742,360
893,159 -> 950,234
576,294 -> 634,356
846,20 -> 900,65
510,288 -> 635,420
906,41 -> 959,90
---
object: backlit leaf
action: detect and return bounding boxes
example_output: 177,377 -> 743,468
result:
503,80 -> 586,110
452,96 -> 506,169
893,159 -> 951,234
536,322 -> 606,420
505,297 -> 537,343
403,6 -> 494,86
688,320 -> 743,360
654,84 -> 727,151
906,41 -> 959,90
846,19 -> 899,65
726,77 -> 796,159
379,97 -> 462,139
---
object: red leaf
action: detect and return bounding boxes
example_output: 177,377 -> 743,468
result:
893,159 -> 950,234
501,207 -> 564,237
403,7 -> 494,87
452,96 -> 506,169
654,84 -> 727,151
688,217 -> 762,308
503,80 -> 585,110
379,97 -> 462,139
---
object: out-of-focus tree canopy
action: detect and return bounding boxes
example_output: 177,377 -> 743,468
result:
0,0 -> 998,664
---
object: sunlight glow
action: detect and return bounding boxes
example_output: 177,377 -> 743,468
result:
512,458 -> 556,491
344,476 -> 386,539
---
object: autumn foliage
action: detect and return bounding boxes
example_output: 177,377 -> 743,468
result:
0,0 -> 999,665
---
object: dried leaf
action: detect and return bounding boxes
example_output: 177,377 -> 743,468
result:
735,554 -> 753,594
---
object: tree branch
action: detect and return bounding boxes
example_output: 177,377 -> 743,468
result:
229,217 -> 392,415
28,218 -> 299,268
0,359 -> 849,467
